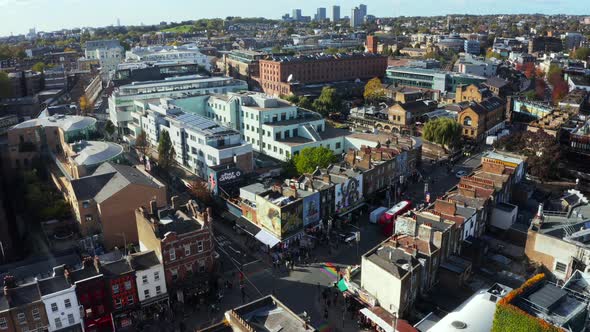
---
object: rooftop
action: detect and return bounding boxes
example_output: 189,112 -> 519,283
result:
129,251 -> 161,271
230,295 -> 315,332
12,115 -> 96,132
70,140 -> 124,166
364,242 -> 420,279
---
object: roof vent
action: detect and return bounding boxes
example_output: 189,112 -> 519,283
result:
451,321 -> 467,329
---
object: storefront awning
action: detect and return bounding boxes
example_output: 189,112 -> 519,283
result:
254,228 -> 281,248
337,279 -> 348,292
236,217 -> 261,236
337,203 -> 366,217
360,307 -> 395,332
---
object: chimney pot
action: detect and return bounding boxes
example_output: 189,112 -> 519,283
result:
150,200 -> 158,216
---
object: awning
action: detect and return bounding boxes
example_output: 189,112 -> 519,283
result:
360,307 -> 394,332
255,228 -> 281,248
337,279 -> 348,292
235,217 -> 261,236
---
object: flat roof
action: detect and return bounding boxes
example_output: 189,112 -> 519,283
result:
13,115 -> 96,132
71,141 -> 124,166
231,295 -> 315,332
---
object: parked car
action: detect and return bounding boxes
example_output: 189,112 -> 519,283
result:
339,232 -> 357,244
455,170 -> 467,179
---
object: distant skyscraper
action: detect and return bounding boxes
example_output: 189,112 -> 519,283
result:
117,18 -> 121,26
359,4 -> 367,18
316,7 -> 327,21
332,5 -> 341,22
292,9 -> 302,21
351,7 -> 362,28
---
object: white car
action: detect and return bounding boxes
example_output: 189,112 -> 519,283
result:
455,170 -> 468,179
339,232 -> 357,244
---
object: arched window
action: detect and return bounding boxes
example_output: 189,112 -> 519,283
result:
463,116 -> 472,126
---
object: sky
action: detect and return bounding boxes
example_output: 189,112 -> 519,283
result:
0,0 -> 588,37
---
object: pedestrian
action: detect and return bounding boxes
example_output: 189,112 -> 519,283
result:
324,308 -> 329,319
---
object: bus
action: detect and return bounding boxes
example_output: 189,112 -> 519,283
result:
378,200 -> 412,236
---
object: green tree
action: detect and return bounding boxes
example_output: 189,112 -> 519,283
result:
297,96 -> 313,110
574,47 -> 590,61
104,120 -> 116,137
0,71 -> 11,99
312,86 -> 341,117
364,77 -> 385,104
158,130 -> 175,170
32,62 -> 47,73
293,147 -> 337,174
135,131 -> 149,156
423,117 -> 462,150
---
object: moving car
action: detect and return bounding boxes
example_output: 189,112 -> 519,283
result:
339,232 -> 357,244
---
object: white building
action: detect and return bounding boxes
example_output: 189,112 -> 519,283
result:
131,99 -> 253,177
84,39 -> 124,74
126,45 -> 211,71
37,266 -> 83,332
108,75 -> 247,136
204,92 -> 350,161
454,54 -> 499,78
129,251 -> 169,308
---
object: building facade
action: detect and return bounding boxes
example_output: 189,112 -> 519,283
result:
38,266 -> 83,332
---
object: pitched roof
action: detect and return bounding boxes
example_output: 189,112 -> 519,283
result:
71,162 -> 162,203
37,275 -> 71,295
101,259 -> 133,277
129,251 -> 161,271
6,283 -> 42,307
485,76 -> 509,89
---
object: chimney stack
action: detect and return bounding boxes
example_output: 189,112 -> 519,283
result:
150,200 -> 158,216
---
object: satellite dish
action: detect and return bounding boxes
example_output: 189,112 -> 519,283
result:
355,78 -> 361,83
287,74 -> 293,82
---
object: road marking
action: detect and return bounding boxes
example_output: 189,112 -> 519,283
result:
320,262 -> 340,281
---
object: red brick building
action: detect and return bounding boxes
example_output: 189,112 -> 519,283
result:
258,53 -> 388,96
136,199 -> 215,301
101,259 -> 138,330
366,35 -> 378,54
69,257 -> 112,332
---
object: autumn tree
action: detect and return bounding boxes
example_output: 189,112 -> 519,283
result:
494,130 -> 560,181
364,77 -> 385,104
552,78 -> 568,103
574,47 -> 590,61
534,78 -> 547,100
521,62 -> 535,79
135,131 -> 149,156
79,96 -> 93,115
0,71 -> 11,99
293,146 -> 337,175
312,86 -> 342,117
157,130 -> 176,170
32,62 -> 47,73
190,180 -> 213,204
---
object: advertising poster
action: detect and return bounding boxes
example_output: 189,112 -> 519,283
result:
302,192 -> 320,226
255,196 -> 282,238
281,201 -> 303,237
335,174 -> 364,214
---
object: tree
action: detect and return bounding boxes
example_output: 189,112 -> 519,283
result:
552,77 -> 568,104
574,47 -> 590,61
521,62 -> 535,79
79,96 -> 93,115
157,130 -> 175,170
0,71 -> 11,99
31,62 -> 47,73
486,50 -> 503,60
546,64 -> 562,83
312,86 -> 342,117
104,120 -> 116,138
364,77 -> 385,104
297,96 -> 313,110
534,78 -> 547,100
293,146 -> 337,175
190,180 -> 212,205
423,117 -> 462,150
135,131 -> 149,156
494,130 -> 560,181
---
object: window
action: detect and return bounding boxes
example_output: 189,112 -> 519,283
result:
112,283 -> 120,294
55,318 -> 63,329
198,260 -> 206,273
64,298 -> 71,308
154,271 -> 160,281
144,289 -> 150,298
0,317 -> 7,329
67,314 -> 75,325
124,281 -> 132,290
32,308 -> 40,320
336,142 -> 341,149
171,269 -> 178,281
142,275 -> 148,284
186,264 -> 193,273
51,302 -> 58,312
555,261 -> 567,273
156,286 -> 162,295
17,312 -> 26,324
169,249 -> 176,261
197,241 -> 204,252
114,299 -> 122,309
82,201 -> 90,208
127,295 -> 134,305
184,245 -> 191,256
85,215 -> 93,222
463,116 -> 472,126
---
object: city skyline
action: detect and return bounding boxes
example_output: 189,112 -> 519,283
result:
0,0 -> 589,37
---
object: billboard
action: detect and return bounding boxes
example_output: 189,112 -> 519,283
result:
335,174 -> 364,214
209,167 -> 244,195
255,196 -> 282,238
280,201 -> 303,237
302,192 -> 320,226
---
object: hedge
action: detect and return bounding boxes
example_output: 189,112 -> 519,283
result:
491,273 -> 562,332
